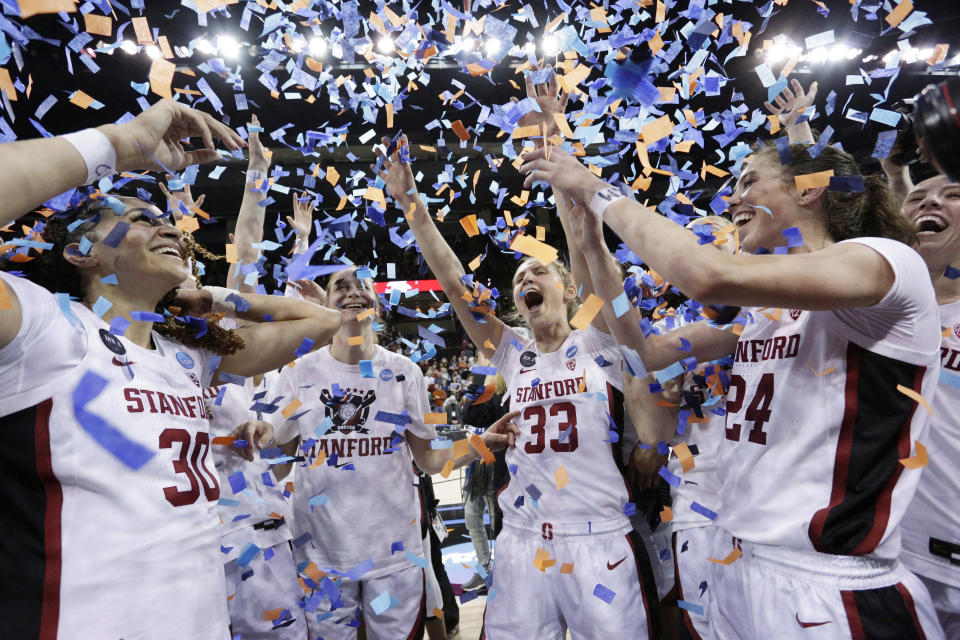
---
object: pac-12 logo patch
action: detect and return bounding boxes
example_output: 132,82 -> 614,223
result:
176,351 -> 195,369
520,351 -> 537,367
99,328 -> 126,355
953,324 -> 960,340
565,345 -> 578,358
789,309 -> 802,321
566,359 -> 576,371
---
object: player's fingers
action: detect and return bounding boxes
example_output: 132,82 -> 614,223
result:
763,100 -> 775,113
195,194 -> 206,208
228,232 -> 235,244
558,91 -> 569,113
807,80 -> 818,100
524,73 -> 536,99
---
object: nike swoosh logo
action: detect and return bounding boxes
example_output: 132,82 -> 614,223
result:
520,368 -> 534,374
607,556 -> 627,570
795,613 -> 831,628
111,357 -> 133,366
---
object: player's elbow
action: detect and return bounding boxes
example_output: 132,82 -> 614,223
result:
308,307 -> 343,345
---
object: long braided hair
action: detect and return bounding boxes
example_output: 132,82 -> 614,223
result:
3,196 -> 244,355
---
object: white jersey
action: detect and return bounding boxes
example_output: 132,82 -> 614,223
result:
901,299 -> 960,587
491,324 -> 631,530
271,345 -> 435,579
715,238 -> 940,560
204,374 -> 293,556
668,366 -> 726,532
0,271 -> 229,639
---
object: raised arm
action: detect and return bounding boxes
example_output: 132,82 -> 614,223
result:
406,410 -> 520,475
227,115 -> 273,294
175,288 -> 341,378
764,79 -> 817,145
376,137 -> 505,359
0,99 -> 244,228
520,148 -> 896,318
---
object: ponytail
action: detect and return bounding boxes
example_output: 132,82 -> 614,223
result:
757,142 -> 917,247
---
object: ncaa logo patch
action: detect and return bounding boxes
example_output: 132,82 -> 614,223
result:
99,328 -> 126,355
176,351 -> 195,369
565,345 -> 578,358
520,350 -> 537,367
379,368 -> 394,382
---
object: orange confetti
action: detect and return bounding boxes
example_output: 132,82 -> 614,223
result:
896,384 -> 933,417
460,214 -> 480,237
533,548 -> 556,572
674,442 -> 695,473
17,0 -> 76,18
469,434 -> 495,464
68,90 -> 95,109
641,114 -> 674,144
439,458 -> 455,478
794,170 -> 834,190
554,465 -> 569,490
131,16 -> 152,45
0,68 -> 17,102
509,234 -> 559,265
347,335 -> 364,346
885,0 -> 913,27
83,13 -> 112,36
899,441 -> 928,470
281,399 -> 302,418
560,562 -> 574,574
425,413 -> 448,424
224,243 -> 238,264
450,119 -> 471,142
708,547 -> 742,565
659,506 -> 673,522
149,58 -> 175,99
569,294 -> 604,331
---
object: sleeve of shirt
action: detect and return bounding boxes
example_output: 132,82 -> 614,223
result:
268,366 -> 303,443
489,324 -> 524,378
404,361 -> 436,440
0,272 -> 86,405
831,238 -> 941,360
581,325 -> 625,387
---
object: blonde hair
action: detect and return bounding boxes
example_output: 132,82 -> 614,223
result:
506,258 -> 579,326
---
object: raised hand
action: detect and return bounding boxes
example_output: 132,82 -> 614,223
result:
291,278 -> 327,306
479,410 -> 522,452
519,146 -> 607,203
512,64 -> 570,140
159,175 -> 205,220
246,114 -> 270,173
229,420 -> 275,462
286,193 -> 315,246
373,135 -> 417,208
101,98 -> 245,173
763,79 -> 817,128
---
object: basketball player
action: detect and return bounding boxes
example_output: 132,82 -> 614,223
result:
0,103 -> 342,639
270,265 -> 519,640
376,138 -> 661,638
520,141 -> 945,638
899,174 -> 960,636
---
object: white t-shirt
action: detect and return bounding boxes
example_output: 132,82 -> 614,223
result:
490,324 -> 631,530
271,345 -> 436,579
205,372 -> 294,557
714,238 -> 940,560
0,271 -> 229,639
901,299 -> 960,586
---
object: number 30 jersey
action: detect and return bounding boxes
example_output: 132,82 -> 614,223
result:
490,324 -> 631,530
714,238 -> 940,560
0,272 -> 229,639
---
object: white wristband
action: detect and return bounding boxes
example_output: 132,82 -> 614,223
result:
206,286 -> 239,318
589,186 -> 628,219
61,128 -> 117,185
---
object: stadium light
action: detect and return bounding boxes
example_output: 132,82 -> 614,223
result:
376,36 -> 394,54
120,39 -> 138,54
309,36 -> 327,57
484,38 -> 501,56
541,34 -> 559,56
144,45 -> 161,59
218,35 -> 240,58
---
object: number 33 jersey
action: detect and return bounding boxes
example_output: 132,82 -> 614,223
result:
0,272 -> 228,640
490,324 -> 631,530
714,238 -> 940,561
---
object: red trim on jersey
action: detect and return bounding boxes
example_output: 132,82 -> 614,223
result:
808,346 -> 860,551
34,399 -> 62,640
626,531 -> 657,639
403,568 -> 427,640
671,532 -> 704,640
895,582 -> 928,640
842,590 -> 866,640
850,366 -> 922,555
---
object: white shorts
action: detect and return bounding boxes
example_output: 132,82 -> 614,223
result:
917,574 -> 960,638
223,537 -> 306,640
630,512 -> 675,602
306,565 -> 426,640
709,535 -> 945,640
671,526 -> 718,640
481,518 -> 659,640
